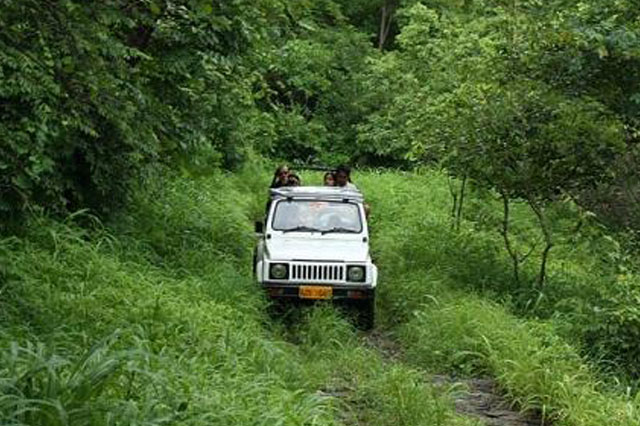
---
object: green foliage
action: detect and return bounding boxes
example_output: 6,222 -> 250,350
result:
1,336 -> 133,425
1,170 -> 481,426
357,1 -> 629,287
1,0 -> 152,217
580,273 -> 640,378
112,169 -> 255,272
357,170 -> 640,423
4,165 -> 640,424
0,0 -> 306,221
4,0 -> 640,421
364,1 -> 628,197
430,81 -> 623,199
358,169 -> 640,382
2,0 -> 638,234
398,298 -> 640,426
254,23 -> 377,164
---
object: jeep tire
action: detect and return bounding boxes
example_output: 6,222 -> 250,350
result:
356,295 -> 375,330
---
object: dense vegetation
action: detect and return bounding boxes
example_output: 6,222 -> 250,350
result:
5,1 -> 636,223
3,169 -> 640,424
1,169 -> 485,425
2,0 -> 640,424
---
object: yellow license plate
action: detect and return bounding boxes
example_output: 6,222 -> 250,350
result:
299,286 -> 333,300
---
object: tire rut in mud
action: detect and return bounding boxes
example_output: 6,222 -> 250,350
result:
432,375 -> 543,426
364,330 -> 547,426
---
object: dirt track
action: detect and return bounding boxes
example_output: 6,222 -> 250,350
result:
365,330 -> 546,426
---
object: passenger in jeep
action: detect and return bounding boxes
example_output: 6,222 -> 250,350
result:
270,165 -> 290,188
335,164 -> 371,217
287,173 -> 301,186
335,165 -> 357,190
323,171 -> 335,186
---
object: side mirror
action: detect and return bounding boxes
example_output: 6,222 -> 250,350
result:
255,221 -> 264,234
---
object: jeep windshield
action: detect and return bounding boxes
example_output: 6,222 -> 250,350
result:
271,200 -> 362,233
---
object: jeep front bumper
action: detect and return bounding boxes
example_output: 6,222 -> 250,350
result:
262,283 -> 375,300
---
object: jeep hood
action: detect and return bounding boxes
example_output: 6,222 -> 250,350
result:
266,237 -> 369,262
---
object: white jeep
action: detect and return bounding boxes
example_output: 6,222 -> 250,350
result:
254,186 -> 377,328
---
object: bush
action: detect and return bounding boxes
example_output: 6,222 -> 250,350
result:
0,0 -> 277,222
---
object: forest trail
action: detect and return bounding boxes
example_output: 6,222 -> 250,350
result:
364,330 -> 545,426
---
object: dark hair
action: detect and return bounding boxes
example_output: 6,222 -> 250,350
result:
334,164 -> 352,183
270,165 -> 289,188
335,164 -> 351,176
287,173 -> 301,186
323,171 -> 335,182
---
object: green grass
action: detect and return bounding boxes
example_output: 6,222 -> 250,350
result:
397,297 -> 640,426
0,167 -> 477,425
355,169 -> 640,425
356,168 -> 640,378
3,165 -> 640,425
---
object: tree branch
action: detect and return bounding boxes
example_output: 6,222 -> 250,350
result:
526,196 -> 553,289
500,190 -> 520,284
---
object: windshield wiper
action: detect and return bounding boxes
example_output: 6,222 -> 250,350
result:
321,227 -> 360,235
282,225 -> 322,233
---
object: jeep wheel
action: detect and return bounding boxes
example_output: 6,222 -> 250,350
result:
356,296 -> 375,330
252,249 -> 258,278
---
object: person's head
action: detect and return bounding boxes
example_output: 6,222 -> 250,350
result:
334,164 -> 351,187
287,174 -> 301,186
274,165 -> 290,183
323,172 -> 335,186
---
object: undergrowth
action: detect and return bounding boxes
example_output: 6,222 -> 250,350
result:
357,169 -> 640,380
397,297 -> 640,426
355,169 -> 640,425
0,166 -> 475,425
3,165 -> 640,425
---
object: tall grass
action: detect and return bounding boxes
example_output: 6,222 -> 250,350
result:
4,164 -> 640,424
355,169 -> 640,425
398,297 -> 640,426
0,166 -> 476,425
357,169 -> 640,377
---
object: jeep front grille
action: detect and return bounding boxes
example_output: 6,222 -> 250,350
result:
291,263 -> 344,282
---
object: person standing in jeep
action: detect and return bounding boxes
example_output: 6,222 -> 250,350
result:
270,165 -> 290,188
335,164 -> 370,217
335,165 -> 358,190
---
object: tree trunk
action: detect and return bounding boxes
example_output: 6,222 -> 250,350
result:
378,0 -> 396,51
500,191 -> 520,284
527,197 -> 553,289
456,174 -> 467,230
448,176 -> 458,229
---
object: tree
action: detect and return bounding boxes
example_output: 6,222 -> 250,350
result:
0,0 -> 290,220
363,2 -> 627,287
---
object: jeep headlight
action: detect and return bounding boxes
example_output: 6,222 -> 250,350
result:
347,265 -> 366,282
269,263 -> 289,280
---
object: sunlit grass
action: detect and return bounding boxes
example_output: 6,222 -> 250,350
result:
0,166 -> 475,425
3,164 -> 640,425
358,169 -> 640,425
396,297 -> 640,426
